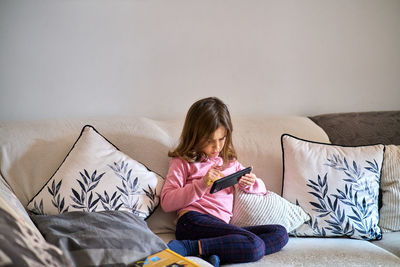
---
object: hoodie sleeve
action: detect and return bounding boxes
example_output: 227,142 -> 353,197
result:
236,161 -> 267,195
160,158 -> 209,213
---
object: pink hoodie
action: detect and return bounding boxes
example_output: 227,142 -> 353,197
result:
161,156 -> 267,223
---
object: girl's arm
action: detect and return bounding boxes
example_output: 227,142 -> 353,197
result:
160,158 -> 209,212
237,163 -> 267,195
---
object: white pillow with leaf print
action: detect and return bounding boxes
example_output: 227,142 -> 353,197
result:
27,125 -> 164,219
281,134 -> 384,240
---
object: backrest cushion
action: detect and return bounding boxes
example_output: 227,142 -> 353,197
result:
309,111 -> 400,146
0,116 -> 329,234
231,116 -> 329,194
0,116 -> 328,205
0,117 -> 179,206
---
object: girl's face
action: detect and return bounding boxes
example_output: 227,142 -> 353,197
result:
201,126 -> 227,158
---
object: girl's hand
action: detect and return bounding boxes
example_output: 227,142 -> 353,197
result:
203,167 -> 223,186
239,172 -> 256,187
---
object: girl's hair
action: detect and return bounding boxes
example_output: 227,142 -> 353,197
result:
169,97 -> 237,163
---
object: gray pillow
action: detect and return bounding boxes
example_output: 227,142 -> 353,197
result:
309,111 -> 400,146
30,210 -> 167,266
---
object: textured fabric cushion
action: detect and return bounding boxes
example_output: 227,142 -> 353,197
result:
0,175 -> 36,230
231,116 -> 329,195
380,145 -> 400,232
0,116 -> 329,235
0,208 -> 72,267
220,237 -> 400,267
30,211 -> 167,266
0,117 -> 177,207
309,111 -> 400,146
231,186 -> 310,232
155,234 -> 400,266
0,175 -> 71,266
282,134 -> 384,240
27,125 -> 164,219
371,232 -> 400,257
146,206 -> 178,234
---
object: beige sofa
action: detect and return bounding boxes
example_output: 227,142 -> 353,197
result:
0,112 -> 399,266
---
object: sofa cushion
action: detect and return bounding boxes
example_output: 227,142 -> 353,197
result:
0,117 -> 177,206
30,210 -> 167,266
231,116 -> 329,195
0,175 -> 71,266
230,186 -> 310,232
371,232 -> 400,257
156,232 -> 400,266
0,175 -> 36,230
282,134 -> 384,240
146,205 -> 178,234
0,115 -> 329,235
309,111 -> 400,146
220,237 -> 400,267
380,145 -> 400,232
27,125 -> 164,219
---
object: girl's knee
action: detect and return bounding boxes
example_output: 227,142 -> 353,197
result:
276,225 -> 289,247
245,236 -> 265,262
265,224 -> 289,255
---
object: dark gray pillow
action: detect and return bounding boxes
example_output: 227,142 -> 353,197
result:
309,111 -> 400,146
30,210 -> 167,266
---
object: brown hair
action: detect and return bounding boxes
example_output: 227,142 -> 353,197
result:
169,97 -> 237,163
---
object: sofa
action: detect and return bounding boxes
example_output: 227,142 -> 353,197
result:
0,111 -> 399,266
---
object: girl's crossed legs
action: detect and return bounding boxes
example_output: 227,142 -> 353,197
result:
175,211 -> 288,264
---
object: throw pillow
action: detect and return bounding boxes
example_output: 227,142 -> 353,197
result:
0,175 -> 36,230
27,125 -> 164,219
30,211 -> 167,266
379,145 -> 400,232
0,174 -> 71,266
281,134 -> 384,240
231,186 -> 310,233
0,207 -> 73,267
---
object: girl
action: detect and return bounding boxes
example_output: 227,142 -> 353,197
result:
161,97 -> 288,265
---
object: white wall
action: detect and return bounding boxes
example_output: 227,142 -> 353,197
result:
1,0 -> 399,121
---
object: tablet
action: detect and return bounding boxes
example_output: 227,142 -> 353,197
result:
210,167 -> 252,194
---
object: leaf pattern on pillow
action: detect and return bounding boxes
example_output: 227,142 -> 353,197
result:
27,125 -> 163,219
32,179 -> 69,215
108,161 -> 158,217
32,199 -> 44,215
302,155 -> 381,240
70,169 -> 105,211
143,185 -> 157,215
31,161 -> 159,218
305,173 -> 355,237
96,190 -> 123,211
49,180 -> 69,213
109,161 -> 143,216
